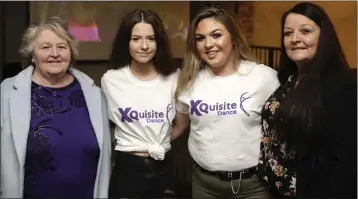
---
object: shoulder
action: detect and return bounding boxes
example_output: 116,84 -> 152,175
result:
101,68 -> 126,87
1,76 -> 16,92
241,60 -> 279,86
70,68 -> 96,86
162,68 -> 181,82
323,78 -> 356,105
1,66 -> 33,92
244,61 -> 277,78
1,78 -> 14,108
102,68 -> 125,80
322,69 -> 356,100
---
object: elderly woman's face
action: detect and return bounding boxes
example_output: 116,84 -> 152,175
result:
32,29 -> 71,76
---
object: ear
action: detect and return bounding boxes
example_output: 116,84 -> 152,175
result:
31,57 -> 35,63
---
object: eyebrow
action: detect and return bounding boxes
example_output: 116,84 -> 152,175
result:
131,34 -> 155,37
195,28 -> 222,36
40,42 -> 68,45
284,24 -> 313,29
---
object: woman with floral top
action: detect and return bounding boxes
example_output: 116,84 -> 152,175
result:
257,2 -> 357,198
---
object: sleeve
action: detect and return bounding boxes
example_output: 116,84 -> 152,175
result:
1,80 -> 6,130
324,83 -> 357,197
100,75 -> 116,123
254,65 -> 280,110
261,65 -> 280,101
176,92 -> 190,114
96,90 -> 113,198
172,70 -> 190,115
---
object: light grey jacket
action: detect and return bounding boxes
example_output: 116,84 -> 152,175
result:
0,66 -> 111,198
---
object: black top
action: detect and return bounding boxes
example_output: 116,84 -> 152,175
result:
258,69 -> 357,198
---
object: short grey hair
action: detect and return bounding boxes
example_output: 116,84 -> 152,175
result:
19,17 -> 79,68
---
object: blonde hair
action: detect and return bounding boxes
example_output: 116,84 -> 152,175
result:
174,6 -> 258,100
19,17 -> 78,68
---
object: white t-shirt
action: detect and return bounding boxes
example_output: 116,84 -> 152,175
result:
101,66 -> 179,160
176,60 -> 280,171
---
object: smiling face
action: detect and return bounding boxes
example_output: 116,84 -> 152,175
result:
194,17 -> 234,70
129,22 -> 157,65
32,29 -> 71,76
283,13 -> 320,67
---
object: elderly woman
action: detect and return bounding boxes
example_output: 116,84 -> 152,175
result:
0,17 -> 111,198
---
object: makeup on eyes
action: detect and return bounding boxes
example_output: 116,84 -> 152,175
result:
195,30 -> 223,41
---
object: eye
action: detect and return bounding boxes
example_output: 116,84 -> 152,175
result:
58,45 -> 68,49
42,46 -> 50,49
301,28 -> 312,34
131,37 -> 140,41
283,31 -> 292,36
212,33 -> 222,39
195,35 -> 204,42
148,37 -> 156,41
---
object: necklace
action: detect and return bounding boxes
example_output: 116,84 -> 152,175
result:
34,71 -> 70,88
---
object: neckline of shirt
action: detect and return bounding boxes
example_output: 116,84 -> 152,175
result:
32,78 -> 77,91
124,65 -> 162,86
204,60 -> 257,79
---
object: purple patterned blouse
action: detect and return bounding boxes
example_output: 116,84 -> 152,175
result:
24,79 -> 100,198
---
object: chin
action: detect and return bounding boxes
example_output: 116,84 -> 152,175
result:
206,61 -> 224,68
134,58 -> 153,64
290,54 -> 308,62
47,68 -> 68,75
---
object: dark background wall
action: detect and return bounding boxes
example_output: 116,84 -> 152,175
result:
0,1 -> 214,83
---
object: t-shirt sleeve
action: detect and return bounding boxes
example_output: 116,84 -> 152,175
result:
100,75 -> 116,122
260,65 -> 280,101
172,69 -> 190,114
176,94 -> 190,114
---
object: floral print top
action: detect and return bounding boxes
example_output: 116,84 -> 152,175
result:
257,75 -> 297,197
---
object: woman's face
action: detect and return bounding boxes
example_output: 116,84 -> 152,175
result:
283,13 -> 320,66
194,17 -> 234,69
129,22 -> 157,65
32,29 -> 71,76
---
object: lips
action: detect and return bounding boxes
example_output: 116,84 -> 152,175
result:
292,47 -> 306,50
137,52 -> 151,55
205,50 -> 219,59
47,60 -> 62,63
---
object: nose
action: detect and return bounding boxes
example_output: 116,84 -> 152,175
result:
291,32 -> 300,44
50,46 -> 60,57
204,37 -> 214,49
141,40 -> 149,51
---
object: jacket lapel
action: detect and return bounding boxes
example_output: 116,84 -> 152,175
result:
10,67 -> 33,166
70,68 -> 103,151
9,67 -> 104,167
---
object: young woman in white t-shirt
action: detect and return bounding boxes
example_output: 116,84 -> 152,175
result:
101,9 -> 179,198
171,6 -> 279,198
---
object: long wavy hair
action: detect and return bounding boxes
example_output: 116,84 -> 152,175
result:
174,6 -> 257,100
276,2 -> 354,146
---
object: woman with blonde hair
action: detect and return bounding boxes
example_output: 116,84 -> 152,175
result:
171,6 -> 279,198
0,17 -> 111,198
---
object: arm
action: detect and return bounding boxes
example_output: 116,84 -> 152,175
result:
100,76 -> 116,123
95,91 -> 112,198
324,83 -> 357,197
171,112 -> 190,141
